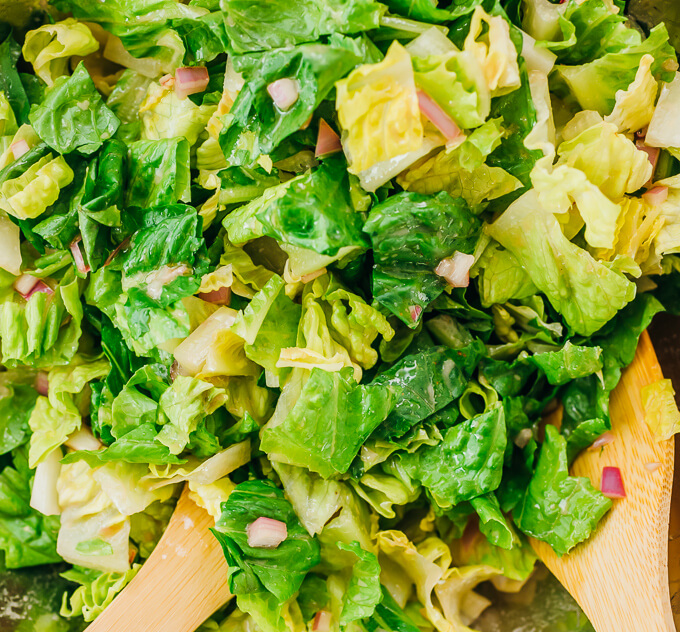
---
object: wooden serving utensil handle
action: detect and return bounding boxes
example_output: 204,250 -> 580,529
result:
85,486 -> 232,632
533,331 -> 675,632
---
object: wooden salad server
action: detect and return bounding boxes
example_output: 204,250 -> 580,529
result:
533,331 -> 676,632
87,331 -> 676,632
84,487 -> 233,632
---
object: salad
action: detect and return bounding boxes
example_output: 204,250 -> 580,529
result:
1,0 -> 680,630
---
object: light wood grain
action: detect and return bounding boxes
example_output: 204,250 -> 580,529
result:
85,486 -> 232,632
532,331 -> 675,632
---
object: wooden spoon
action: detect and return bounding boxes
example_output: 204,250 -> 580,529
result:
88,331 -> 675,632
85,487 -> 232,632
533,330 -> 675,632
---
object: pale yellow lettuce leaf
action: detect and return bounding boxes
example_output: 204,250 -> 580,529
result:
23,19 -> 99,86
531,161 -> 622,250
336,41 -> 423,175
140,82 -> 216,146
57,461 -> 131,573
0,154 -> 74,220
463,7 -> 521,96
652,174 -> 680,255
604,54 -> 658,134
556,121 -> 652,200
642,378 -> 680,442
593,197 -> 663,267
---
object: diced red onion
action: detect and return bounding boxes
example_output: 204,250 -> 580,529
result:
246,517 -> 287,548
10,139 -> 29,160
643,186 -> 669,206
26,281 -> 53,299
15,274 -> 53,300
312,611 -> 332,632
435,251 -> 475,288
636,140 -> 660,174
588,431 -> 615,451
514,428 -> 533,449
175,66 -> 210,100
65,426 -> 102,451
601,466 -> 626,499
14,274 -> 40,297
408,304 -> 423,323
70,238 -> 91,274
267,78 -> 299,112
35,371 -> 49,396
315,119 -> 342,158
644,461 -> 661,473
417,90 -> 464,143
197,287 -> 231,305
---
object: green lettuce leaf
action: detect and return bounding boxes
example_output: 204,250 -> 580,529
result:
486,60 -> 542,187
236,276 -> 301,383
401,403 -> 506,508
212,480 -> 321,602
364,191 -> 480,328
487,190 -> 635,336
474,240 -> 537,307
451,522 -> 536,582
535,0 -> 638,62
224,156 -> 368,257
53,0 -> 196,73
515,425 -> 612,556
529,342 -> 603,386
105,69 -> 152,143
336,541 -> 381,623
0,34 -> 30,125
62,423 -> 186,467
261,367 -> 394,478
555,121 -> 652,201
0,446 -> 61,568
384,0 -> 482,23
220,40 -> 365,165
364,587 -> 421,632
73,139 -> 126,272
0,268 -> 84,368
86,266 -> 191,360
29,62 -> 120,155
155,376 -> 227,455
553,23 -> 677,114
29,355 -> 110,467
126,138 -> 191,208
121,203 -> 208,308
0,376 -> 38,455
220,0 -> 385,54
372,342 -> 485,439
